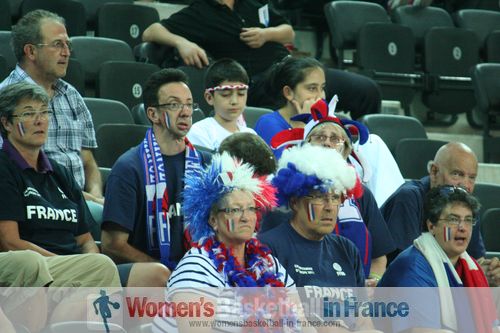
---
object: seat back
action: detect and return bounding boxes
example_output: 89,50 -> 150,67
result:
359,114 -> 427,155
324,0 -> 389,68
84,97 -> 134,130
393,5 -> 454,50
65,58 -> 85,96
481,208 -> 500,252
0,55 -> 7,81
98,61 -> 160,109
8,0 -> 22,22
134,42 -> 181,68
455,9 -> 500,51
75,0 -> 134,31
0,31 -> 16,73
394,138 -> 447,180
0,1 -> 12,31
96,3 -> 160,49
70,36 -> 134,86
95,124 -> 149,168
243,106 -> 273,129
474,182 -> 500,221
178,65 -> 211,115
21,0 -> 87,36
486,30 -> 500,62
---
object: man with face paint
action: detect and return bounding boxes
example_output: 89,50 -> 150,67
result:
101,69 -> 211,287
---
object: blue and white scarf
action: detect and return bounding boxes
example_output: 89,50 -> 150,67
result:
140,128 -> 201,269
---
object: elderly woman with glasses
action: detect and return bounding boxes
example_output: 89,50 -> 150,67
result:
378,185 -> 499,333
153,151 -> 302,333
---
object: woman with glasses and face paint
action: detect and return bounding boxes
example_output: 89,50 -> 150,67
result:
153,151 -> 304,333
378,185 -> 499,333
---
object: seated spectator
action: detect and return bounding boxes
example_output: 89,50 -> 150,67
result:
153,152 -> 294,333
101,69 -> 211,287
254,57 -> 403,206
264,100 -> 396,284
0,82 -> 119,288
187,58 -> 256,150
142,0 -> 381,119
218,132 -> 277,176
378,186 -> 499,333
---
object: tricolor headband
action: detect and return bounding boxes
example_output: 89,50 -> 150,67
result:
205,84 -> 249,93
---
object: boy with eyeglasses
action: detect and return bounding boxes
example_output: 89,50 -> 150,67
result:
101,69 -> 211,287
187,58 -> 257,150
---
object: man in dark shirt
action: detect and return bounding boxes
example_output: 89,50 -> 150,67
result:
143,0 -> 381,119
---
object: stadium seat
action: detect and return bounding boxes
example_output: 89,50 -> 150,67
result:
481,208 -> 500,252
394,138 -> 448,180
486,31 -> 500,62
21,0 -> 86,36
134,42 -> 181,68
422,27 -> 479,124
0,1 -> 12,31
96,3 -> 159,49
75,0 -> 134,31
0,55 -> 7,81
65,58 -> 85,96
178,65 -> 211,115
97,61 -> 160,109
471,63 -> 500,162
359,114 -> 427,155
243,106 -> 273,129
357,22 -> 421,115
0,31 -> 17,73
324,1 -> 390,69
70,36 -> 134,91
95,124 -> 149,168
83,97 -> 134,130
454,9 -> 500,59
8,0 -> 22,22
474,182 -> 500,221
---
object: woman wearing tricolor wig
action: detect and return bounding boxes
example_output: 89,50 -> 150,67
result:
153,151 -> 299,333
378,186 -> 499,333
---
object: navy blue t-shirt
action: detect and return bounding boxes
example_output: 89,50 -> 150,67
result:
0,151 -> 91,255
258,222 -> 365,289
102,145 -> 208,263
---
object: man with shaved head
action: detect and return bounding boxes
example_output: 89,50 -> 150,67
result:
382,142 -> 483,259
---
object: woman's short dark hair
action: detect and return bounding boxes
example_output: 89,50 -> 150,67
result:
0,82 -> 49,138
266,56 -> 324,109
218,132 -> 276,176
423,185 -> 480,231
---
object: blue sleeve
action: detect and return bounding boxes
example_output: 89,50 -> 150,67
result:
358,186 -> 396,258
381,185 -> 423,252
102,150 -> 143,232
254,112 -> 288,159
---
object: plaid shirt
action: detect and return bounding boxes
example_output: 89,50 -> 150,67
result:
0,65 -> 97,189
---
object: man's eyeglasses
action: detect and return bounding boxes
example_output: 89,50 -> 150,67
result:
304,193 -> 342,205
153,103 -> 199,113
36,40 -> 72,52
438,215 -> 476,227
309,134 -> 345,146
218,207 -> 260,218
11,110 -> 53,122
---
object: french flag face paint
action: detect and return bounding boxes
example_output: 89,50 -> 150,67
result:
443,226 -> 452,242
163,111 -> 171,129
307,202 -> 316,223
17,122 -> 25,137
226,218 -> 235,233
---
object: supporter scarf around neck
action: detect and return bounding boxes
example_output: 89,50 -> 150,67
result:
140,128 -> 201,270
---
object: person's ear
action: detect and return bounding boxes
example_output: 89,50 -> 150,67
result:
0,117 -> 12,134
283,85 -> 294,102
289,197 -> 298,212
427,220 -> 435,235
146,106 -> 159,124
24,44 -> 36,60
204,91 -> 214,106
208,213 -> 218,231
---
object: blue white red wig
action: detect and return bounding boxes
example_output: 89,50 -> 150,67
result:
272,144 -> 362,206
184,151 -> 277,242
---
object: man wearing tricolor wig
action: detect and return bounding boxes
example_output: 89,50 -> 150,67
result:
259,144 -> 381,332
101,69 -> 210,287
266,99 -> 396,286
378,186 -> 500,333
153,152 -> 298,333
